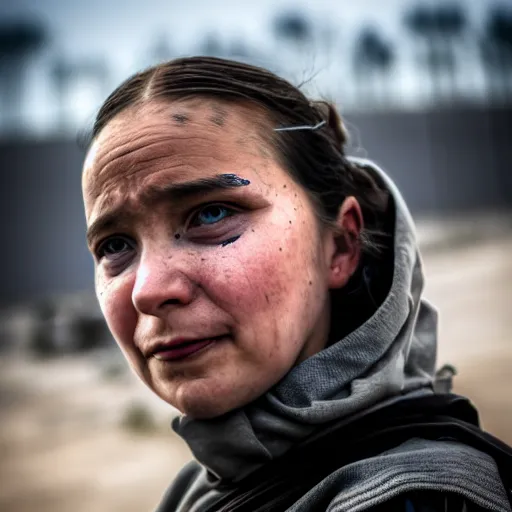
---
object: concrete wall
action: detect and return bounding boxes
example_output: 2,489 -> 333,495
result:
345,107 -> 512,211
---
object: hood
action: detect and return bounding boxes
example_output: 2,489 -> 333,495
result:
172,157 -> 438,483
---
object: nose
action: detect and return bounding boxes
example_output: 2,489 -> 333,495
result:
132,250 -> 196,317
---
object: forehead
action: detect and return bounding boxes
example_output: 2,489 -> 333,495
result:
82,98 -> 276,220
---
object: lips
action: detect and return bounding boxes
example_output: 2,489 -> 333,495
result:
150,335 -> 225,362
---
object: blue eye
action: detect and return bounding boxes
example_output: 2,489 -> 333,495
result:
193,205 -> 232,226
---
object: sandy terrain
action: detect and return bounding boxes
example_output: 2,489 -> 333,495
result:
425,236 -> 512,442
1,232 -> 511,512
0,355 -> 193,512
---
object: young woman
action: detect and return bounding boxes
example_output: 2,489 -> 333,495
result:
82,56 -> 511,511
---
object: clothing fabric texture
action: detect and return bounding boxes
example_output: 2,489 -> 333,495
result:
155,158 -> 511,511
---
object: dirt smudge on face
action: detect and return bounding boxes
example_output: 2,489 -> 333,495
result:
209,104 -> 228,127
172,113 -> 189,125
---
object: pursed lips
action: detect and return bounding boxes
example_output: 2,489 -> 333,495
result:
147,334 -> 228,360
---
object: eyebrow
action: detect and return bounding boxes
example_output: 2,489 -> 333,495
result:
86,173 -> 250,247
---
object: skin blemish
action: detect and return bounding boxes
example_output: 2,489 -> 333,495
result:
201,258 -> 206,262
283,184 -> 287,188
209,104 -> 228,127
172,113 -> 189,124
279,247 -> 282,251
289,221 -> 292,224
220,235 -> 241,247
309,281 -> 312,286
264,293 -> 270,304
174,233 -> 181,239
219,174 -> 250,187
210,116 -> 224,127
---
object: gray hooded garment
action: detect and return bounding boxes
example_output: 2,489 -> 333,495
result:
158,158 -> 511,512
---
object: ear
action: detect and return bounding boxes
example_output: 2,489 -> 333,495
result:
327,196 -> 364,289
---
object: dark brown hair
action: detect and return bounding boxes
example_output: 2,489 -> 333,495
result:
91,56 -> 390,256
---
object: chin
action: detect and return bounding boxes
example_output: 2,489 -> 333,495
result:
173,394 -> 237,420
168,382 -> 262,420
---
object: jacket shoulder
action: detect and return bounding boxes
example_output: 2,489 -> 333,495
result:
369,491 -> 491,512
322,439 -> 511,512
154,460 -> 202,512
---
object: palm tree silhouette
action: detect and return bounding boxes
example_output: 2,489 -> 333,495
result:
51,58 -> 74,129
147,34 -> 173,65
480,7 -> 512,103
436,5 -> 467,99
50,57 -> 109,131
0,19 -> 48,132
200,33 -> 223,57
353,27 -> 394,108
273,11 -> 313,48
405,5 -> 467,105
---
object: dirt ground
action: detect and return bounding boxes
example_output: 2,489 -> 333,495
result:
425,236 -> 512,442
0,233 -> 511,512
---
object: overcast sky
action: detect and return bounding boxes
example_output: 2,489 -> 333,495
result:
0,0 -> 508,134
2,0 -> 501,61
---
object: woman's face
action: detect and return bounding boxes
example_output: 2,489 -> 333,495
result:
83,99 -> 350,419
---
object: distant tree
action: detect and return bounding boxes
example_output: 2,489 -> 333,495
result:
200,33 -> 223,57
436,5 -> 467,96
0,19 -> 48,131
50,57 -> 109,130
404,5 -> 467,104
51,58 -> 74,128
480,7 -> 512,102
353,27 -> 394,107
404,6 -> 444,103
147,34 -> 173,64
228,39 -> 250,59
273,11 -> 313,47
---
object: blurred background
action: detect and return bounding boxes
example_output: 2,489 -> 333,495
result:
0,0 -> 511,511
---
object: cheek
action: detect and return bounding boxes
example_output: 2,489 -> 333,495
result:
96,273 -> 138,352
200,218 -> 322,333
